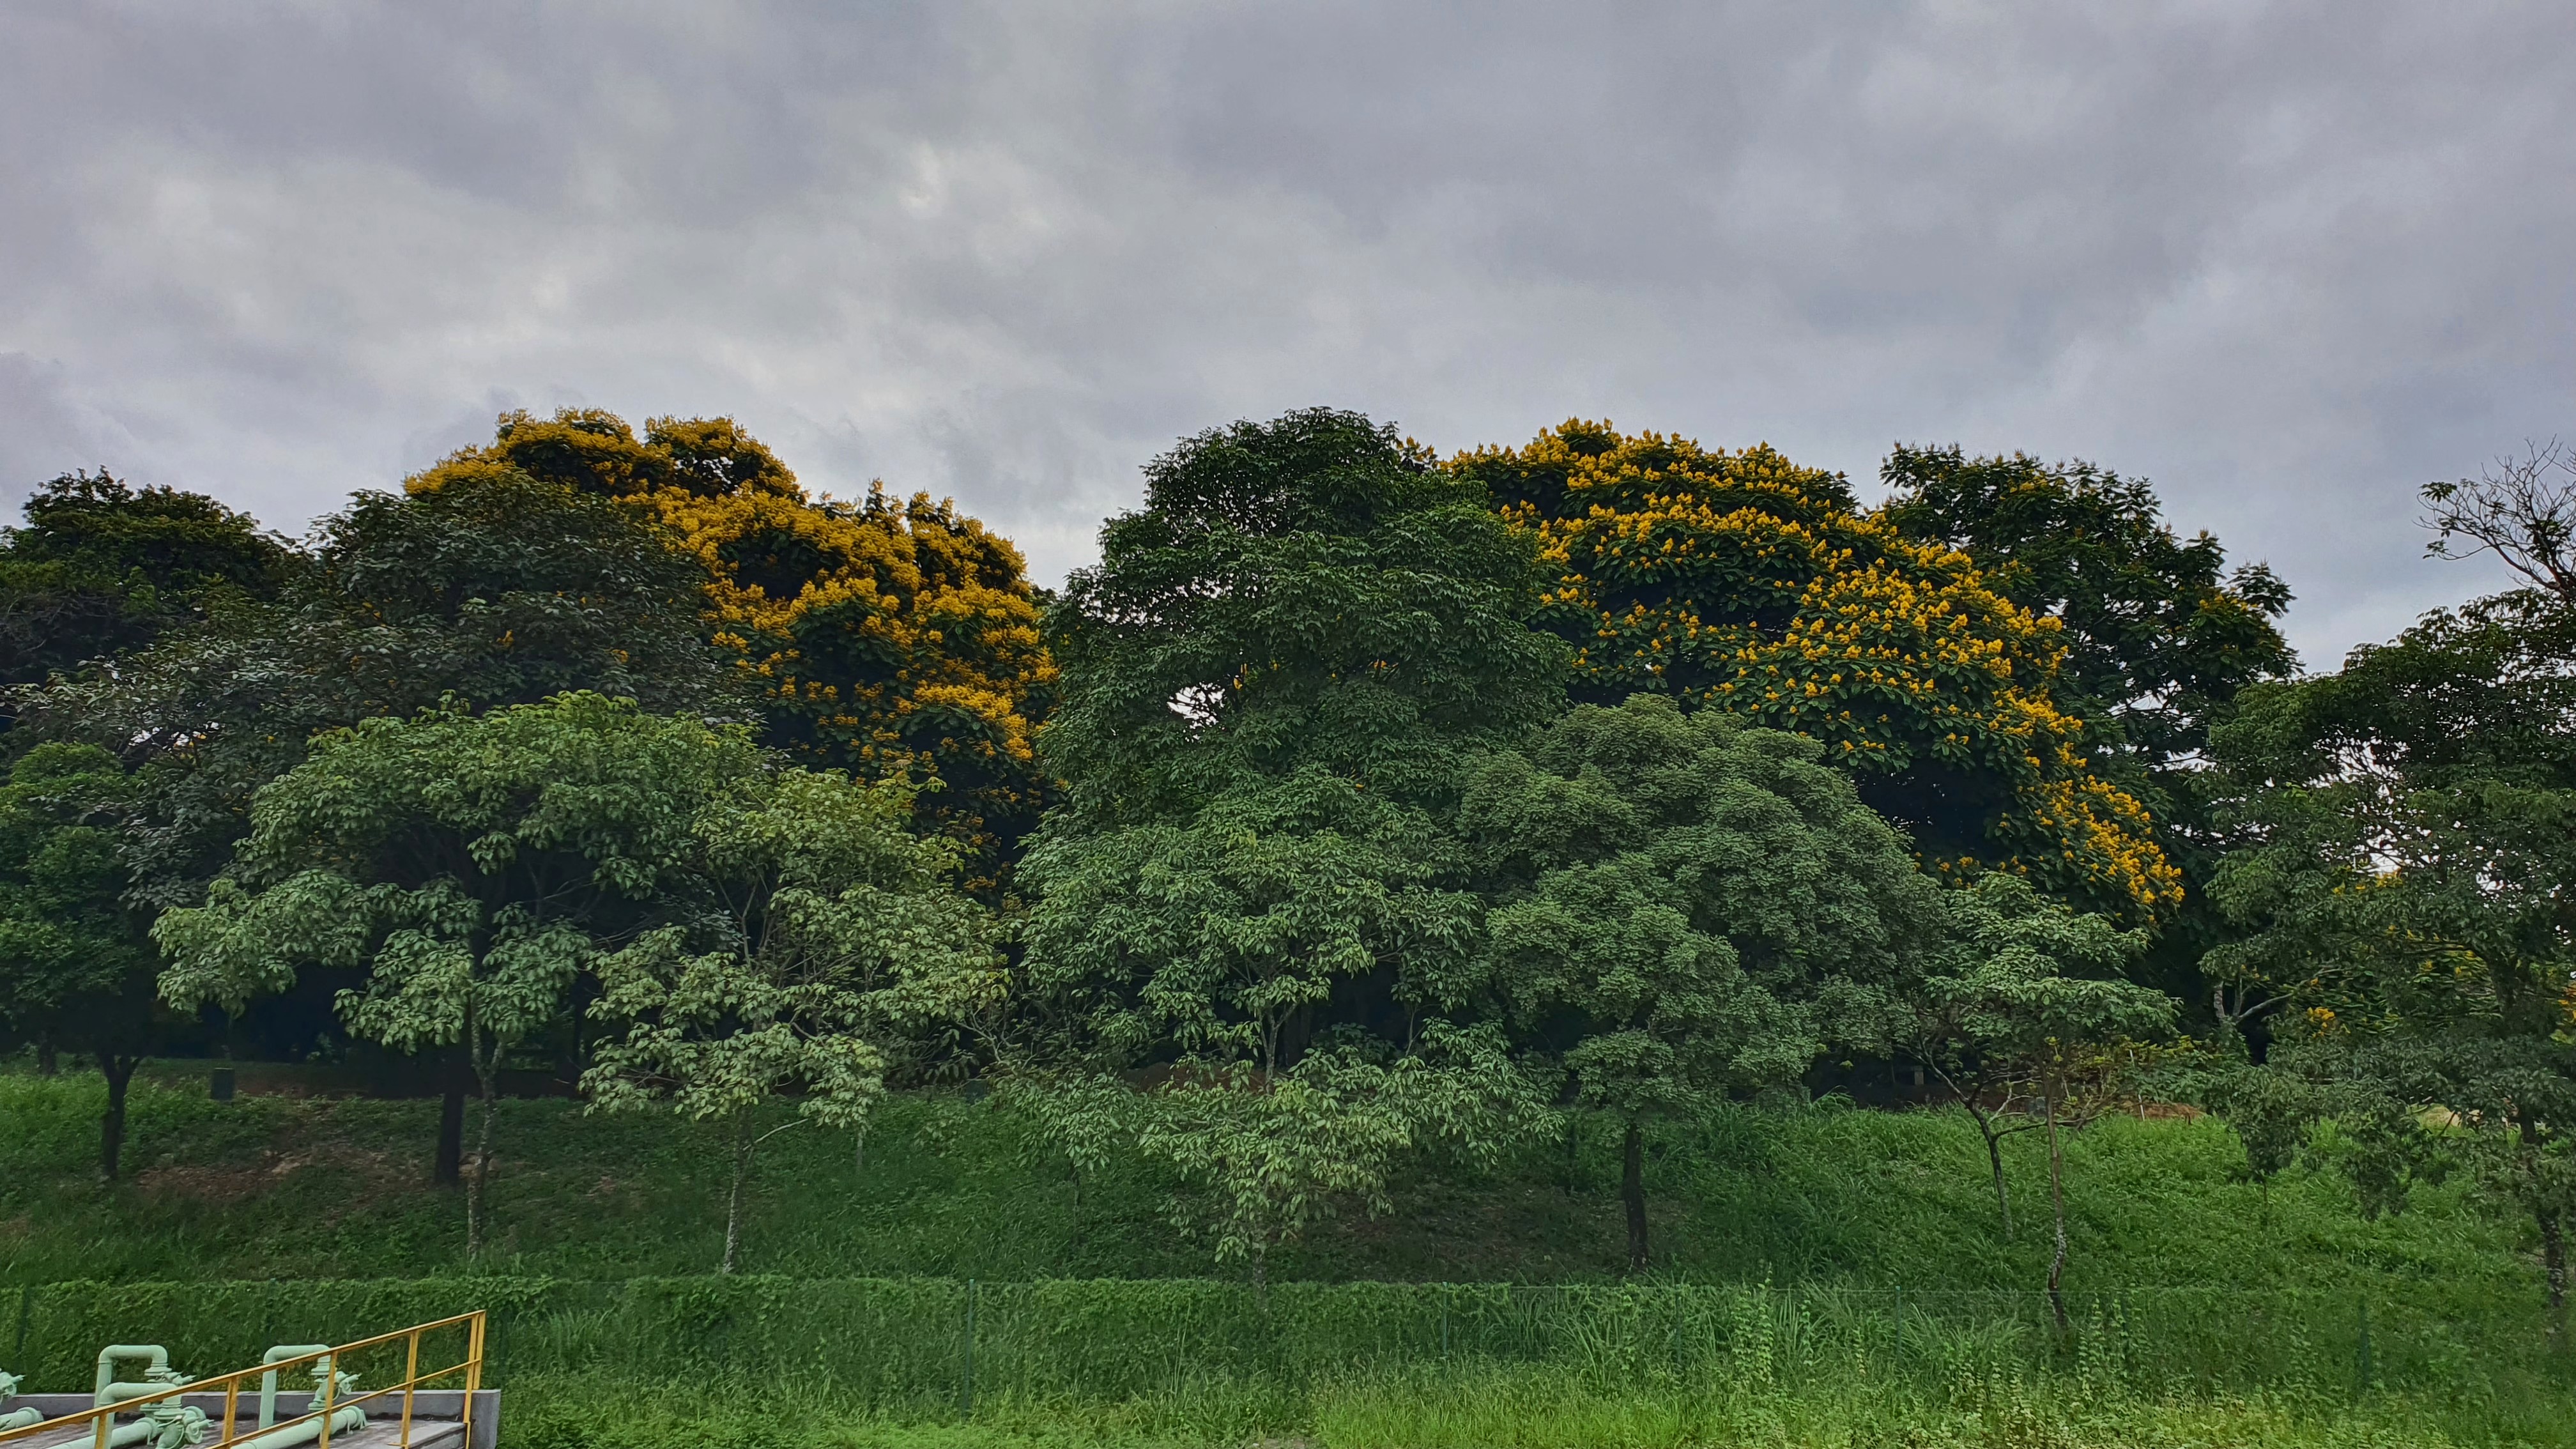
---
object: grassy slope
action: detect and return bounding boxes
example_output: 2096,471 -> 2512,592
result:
6,1064 -> 2570,1447
0,1064 -> 2542,1309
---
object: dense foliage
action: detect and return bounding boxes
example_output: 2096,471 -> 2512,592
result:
155,694 -> 779,1250
17,470 -> 731,911
1462,695 -> 1939,1266
0,471 -> 293,687
1880,445 -> 2298,1010
2206,589 -> 2576,1328
1452,422 -> 2179,921
410,410 -> 1054,884
1022,410 -> 1570,1276
7,400 -> 2573,1351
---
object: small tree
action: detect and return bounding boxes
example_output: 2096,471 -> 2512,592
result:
1131,1024 -> 1544,1292
583,770 -> 1002,1273
1465,696 -> 1942,1270
992,1071 -> 1140,1257
1897,875 -> 2174,1327
157,693 -> 763,1255
0,744 -> 180,1179
2198,1061 -> 2322,1227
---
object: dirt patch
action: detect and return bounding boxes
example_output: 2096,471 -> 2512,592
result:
135,1144 -> 420,1209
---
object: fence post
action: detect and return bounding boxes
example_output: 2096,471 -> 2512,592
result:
960,1279 -> 976,1418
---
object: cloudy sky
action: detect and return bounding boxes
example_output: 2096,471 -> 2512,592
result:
4,1 -> 2570,666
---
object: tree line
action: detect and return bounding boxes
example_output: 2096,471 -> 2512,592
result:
0,407 -> 2566,1331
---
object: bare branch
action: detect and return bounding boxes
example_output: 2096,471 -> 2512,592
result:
2421,438 -> 2576,606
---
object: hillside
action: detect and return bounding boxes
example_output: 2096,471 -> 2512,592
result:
0,1063 -> 2542,1302
8,1063 -> 2573,1448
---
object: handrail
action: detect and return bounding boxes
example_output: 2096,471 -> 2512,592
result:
0,1311 -> 485,1449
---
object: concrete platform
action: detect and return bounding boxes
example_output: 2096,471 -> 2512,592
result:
4,1392 -> 497,1449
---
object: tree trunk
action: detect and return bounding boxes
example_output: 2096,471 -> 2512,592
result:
1972,1109 -> 2013,1241
98,1053 -> 138,1182
36,1038 -> 59,1075
1068,1165 -> 1085,1253
2045,1087 -> 2070,1337
721,1114 -> 755,1275
1563,1115 -> 1581,1199
466,1057 -> 499,1259
434,1079 -> 466,1186
1622,1119 -> 1649,1273
2542,1208 -> 2568,1344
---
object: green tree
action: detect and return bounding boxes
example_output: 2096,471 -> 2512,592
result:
31,470 -> 735,1183
583,769 -> 1002,1273
155,693 -> 767,1255
0,743 -> 179,1177
1463,694 -> 1942,1269
0,470 -> 295,721
2208,588 -> 2576,1333
1878,446 -> 2299,1014
2198,1061 -> 2323,1227
24,470 -> 732,905
411,410 -> 1057,884
991,1070 -> 1141,1259
1046,407 -> 1569,825
1131,1025 -> 1544,1290
1021,408 -> 1570,1273
1453,424 -> 2178,922
1893,874 -> 2170,1297
1878,447 -> 2296,774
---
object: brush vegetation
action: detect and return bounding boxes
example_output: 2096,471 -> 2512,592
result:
4,1068 -> 2572,1445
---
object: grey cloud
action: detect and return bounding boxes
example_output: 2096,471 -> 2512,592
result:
1,0 -> 2568,665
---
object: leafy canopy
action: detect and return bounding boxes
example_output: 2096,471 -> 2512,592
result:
1045,407 -> 1570,825
1022,408 -> 1570,1278
0,743 -> 165,1064
1452,422 -> 2177,921
153,693 -> 785,1246
586,767 -> 1004,1132
0,470 -> 293,712
1879,445 -> 2296,773
155,693 -> 763,1029
583,766 -> 1004,1271
409,410 -> 1055,882
1466,694 -> 1942,1121
2207,590 -> 2576,1282
1901,874 -> 2168,1079
21,470 -> 731,908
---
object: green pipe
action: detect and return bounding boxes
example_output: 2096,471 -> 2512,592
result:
1,1368 -> 43,1431
89,1347 -> 208,1449
239,1361 -> 365,1449
95,1344 -> 174,1405
257,1347 -> 332,1430
229,1400 -> 364,1449
106,1395 -> 210,1449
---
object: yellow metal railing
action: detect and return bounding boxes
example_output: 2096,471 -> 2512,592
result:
0,1311 -> 485,1449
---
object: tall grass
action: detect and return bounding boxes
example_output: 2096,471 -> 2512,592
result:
6,1066 -> 2570,1445
7,1276 -> 2569,1445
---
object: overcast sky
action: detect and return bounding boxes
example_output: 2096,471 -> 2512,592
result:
4,1 -> 2570,667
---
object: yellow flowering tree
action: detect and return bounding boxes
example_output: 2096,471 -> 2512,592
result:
410,410 -> 1054,886
1450,420 -> 2178,921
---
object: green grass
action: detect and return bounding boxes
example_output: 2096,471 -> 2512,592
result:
0,1064 -> 2546,1301
3,1063 -> 2568,1446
